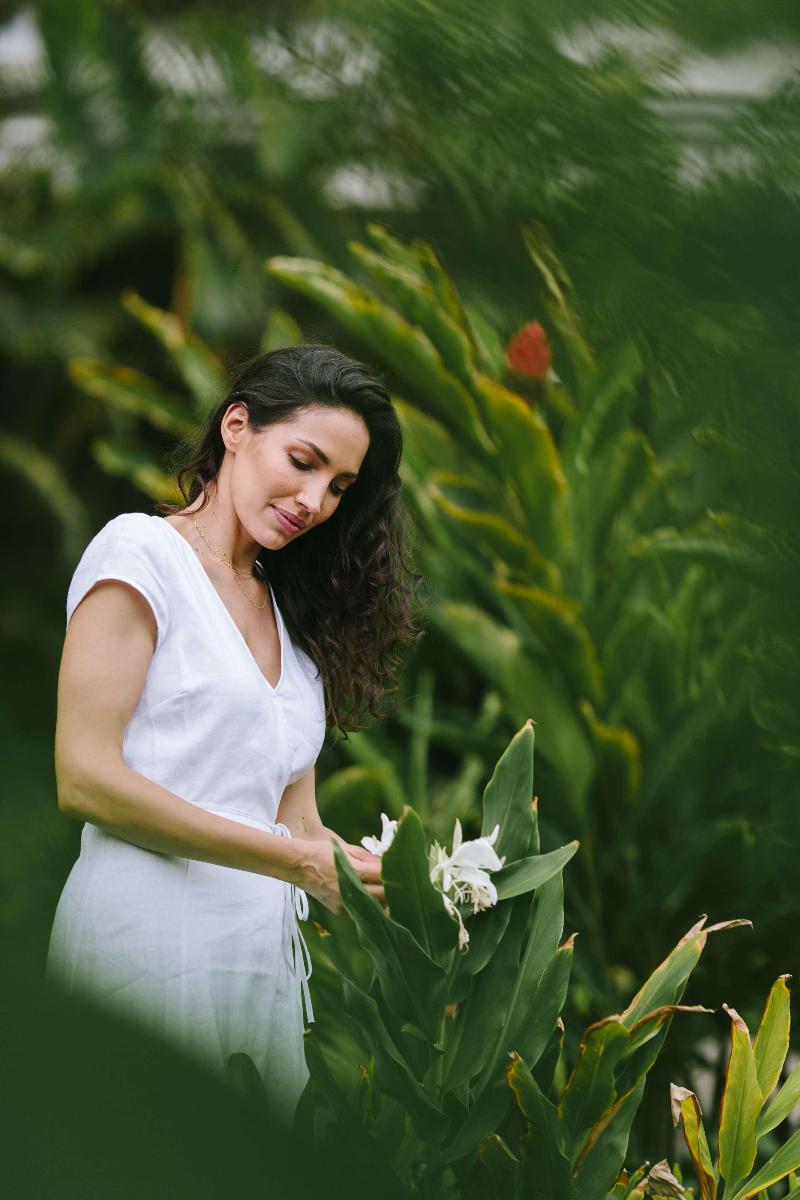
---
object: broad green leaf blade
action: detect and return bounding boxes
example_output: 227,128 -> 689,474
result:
718,1005 -> 763,1190
348,240 -> 478,392
476,1133 -> 520,1197
440,1079 -> 511,1165
570,1079 -> 646,1200
120,290 -> 224,416
266,256 -> 490,453
494,842 -> 579,901
381,807 -> 456,963
757,1059 -> 800,1138
481,720 -> 537,862
513,937 -> 575,1074
621,918 -> 751,1029
332,841 -> 446,1042
753,975 -> 791,1102
443,898 -> 530,1090
91,437 -> 181,503
729,1127 -> 800,1200
558,1017 -> 630,1156
473,372 -> 570,556
69,358 -> 195,437
338,977 -> 447,1141
498,581 -> 605,708
508,1054 -> 575,1200
474,879 -> 570,1096
670,1084 -> 717,1200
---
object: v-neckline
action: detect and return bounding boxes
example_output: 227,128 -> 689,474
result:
155,515 -> 285,694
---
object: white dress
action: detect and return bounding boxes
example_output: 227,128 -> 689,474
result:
46,512 -> 326,1115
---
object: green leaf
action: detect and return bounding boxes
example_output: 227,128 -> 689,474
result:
494,843 -> 579,901
756,1058 -> 800,1139
338,977 -> 447,1141
670,1084 -> 717,1200
481,720 -> 537,861
476,1133 -> 520,1198
508,1053 -> 575,1200
621,918 -> 751,1030
729,1127 -> 800,1200
90,437 -> 181,503
718,1005 -> 763,1193
69,358 -> 195,437
266,255 -> 490,453
332,841 -> 446,1042
497,581 -> 605,708
570,1079 -> 646,1200
440,1079 -> 511,1164
120,290 -> 224,416
473,372 -> 570,556
752,975 -> 791,1102
349,239 -> 478,392
513,937 -> 575,1074
380,807 -> 456,964
558,1017 -> 631,1156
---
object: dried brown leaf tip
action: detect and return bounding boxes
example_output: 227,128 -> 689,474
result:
312,921 -> 331,937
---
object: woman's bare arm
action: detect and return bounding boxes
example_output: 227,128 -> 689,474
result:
55,578 -> 383,909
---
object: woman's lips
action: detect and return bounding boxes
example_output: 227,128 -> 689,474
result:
272,506 -> 304,533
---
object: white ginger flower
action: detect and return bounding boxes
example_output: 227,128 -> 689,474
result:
429,820 -> 506,949
360,812 -> 397,857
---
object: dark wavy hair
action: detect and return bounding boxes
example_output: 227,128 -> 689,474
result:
156,343 -> 423,732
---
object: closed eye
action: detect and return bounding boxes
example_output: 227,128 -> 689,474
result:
289,454 -> 346,497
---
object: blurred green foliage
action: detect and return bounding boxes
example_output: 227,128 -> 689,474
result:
2,0 -> 798,1171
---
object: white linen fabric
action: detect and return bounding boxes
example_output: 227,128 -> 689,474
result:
46,512 -> 326,1115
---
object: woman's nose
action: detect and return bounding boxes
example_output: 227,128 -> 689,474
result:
296,479 -> 326,514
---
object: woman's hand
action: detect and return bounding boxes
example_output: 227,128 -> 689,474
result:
294,838 -> 385,916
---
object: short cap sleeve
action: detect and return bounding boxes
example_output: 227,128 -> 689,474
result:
66,513 -> 170,650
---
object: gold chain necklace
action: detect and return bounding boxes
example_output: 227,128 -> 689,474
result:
189,516 -> 269,612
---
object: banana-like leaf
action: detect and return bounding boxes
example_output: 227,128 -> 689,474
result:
757,1059 -> 800,1138
670,1084 -> 717,1200
718,1005 -> 763,1192
472,372 -> 570,555
481,720 -> 537,861
752,974 -> 791,1102
494,843 -> 579,901
498,580 -> 605,707
120,290 -> 224,416
332,841 -> 446,1042
69,358 -> 196,437
91,437 -> 182,503
729,1127 -> 800,1200
508,1053 -> 575,1200
348,240 -> 478,392
380,807 -> 456,964
266,256 -> 490,453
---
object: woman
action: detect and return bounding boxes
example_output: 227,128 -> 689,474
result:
47,344 -> 420,1118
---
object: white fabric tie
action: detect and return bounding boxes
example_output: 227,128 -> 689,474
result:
269,821 -> 314,1025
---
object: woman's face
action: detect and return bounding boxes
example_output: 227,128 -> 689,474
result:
225,402 -> 371,549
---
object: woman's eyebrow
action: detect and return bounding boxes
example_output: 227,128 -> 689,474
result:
297,439 -> 359,479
